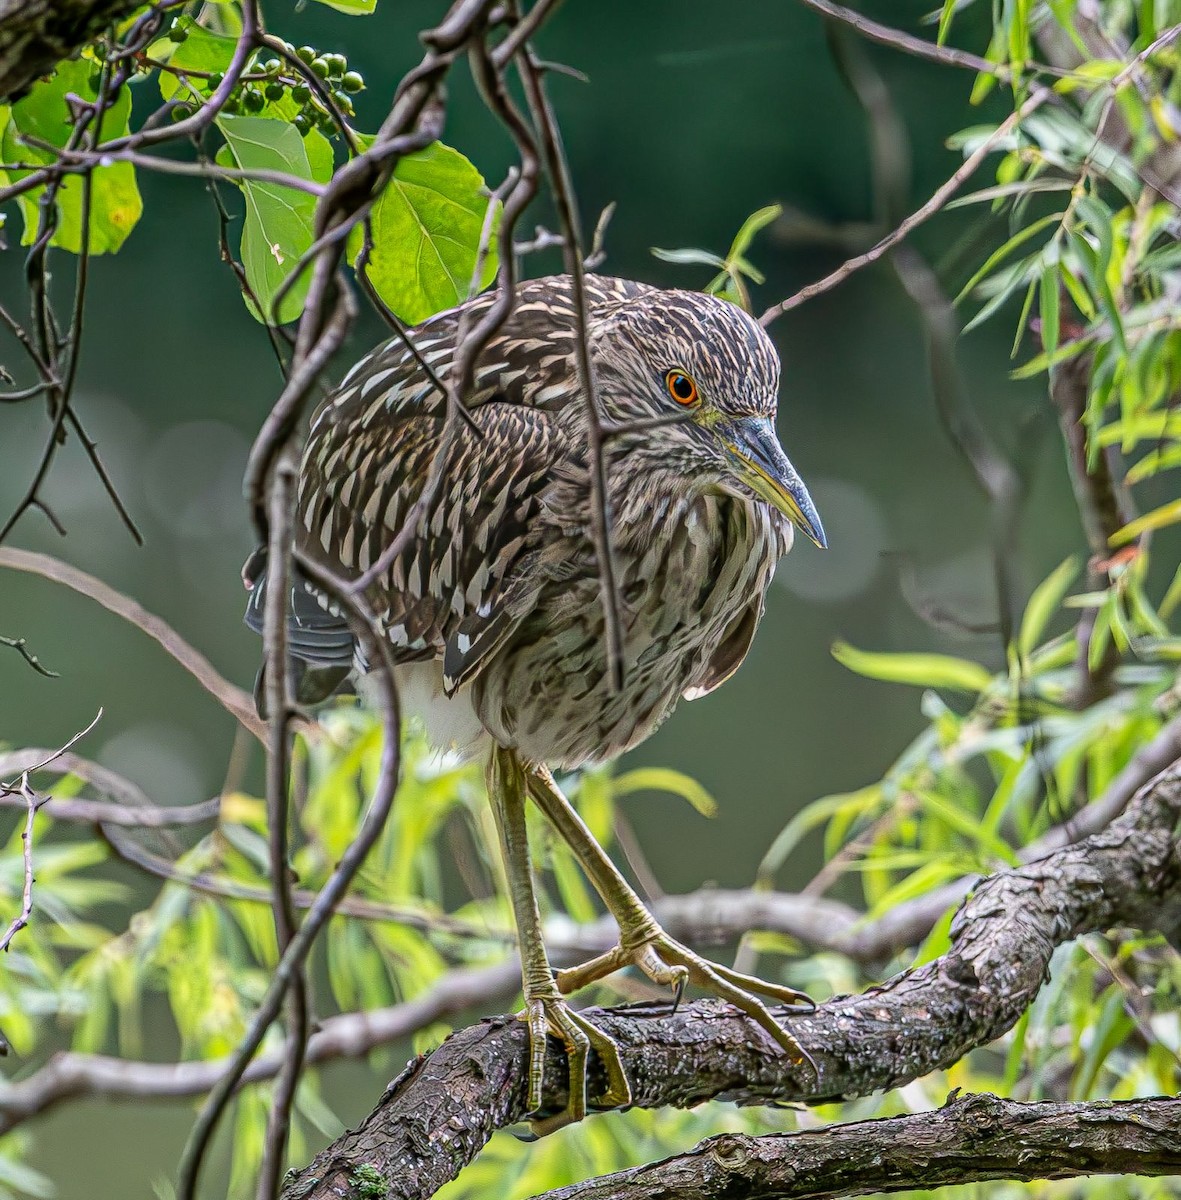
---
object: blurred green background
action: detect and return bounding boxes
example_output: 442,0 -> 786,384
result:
0,0 -> 1080,1193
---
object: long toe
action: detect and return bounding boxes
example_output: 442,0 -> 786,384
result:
521,995 -> 632,1134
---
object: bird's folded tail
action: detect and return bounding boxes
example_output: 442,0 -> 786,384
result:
242,551 -> 358,714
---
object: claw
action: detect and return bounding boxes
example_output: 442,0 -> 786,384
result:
558,931 -> 818,1079
518,990 -> 631,1133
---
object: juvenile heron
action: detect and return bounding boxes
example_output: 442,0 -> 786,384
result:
244,274 -> 826,1125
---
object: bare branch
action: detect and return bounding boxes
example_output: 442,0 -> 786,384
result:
0,776 -> 41,953
760,88 -> 1051,325
0,548 -> 264,742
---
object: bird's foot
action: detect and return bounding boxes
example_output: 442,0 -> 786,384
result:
519,981 -> 632,1135
555,930 -> 817,1075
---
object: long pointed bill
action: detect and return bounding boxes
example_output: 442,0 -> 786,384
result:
724,416 -> 827,549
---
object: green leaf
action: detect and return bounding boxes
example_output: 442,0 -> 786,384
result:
612,767 -> 717,818
651,246 -> 727,268
313,0 -> 377,11
1039,261 -> 1060,366
218,115 -> 319,324
936,0 -> 957,45
831,641 -> 993,692
359,142 -> 500,325
156,24 -> 240,102
1019,556 -> 1078,656
1110,498 -> 1181,545
3,61 -> 142,253
726,203 -> 782,260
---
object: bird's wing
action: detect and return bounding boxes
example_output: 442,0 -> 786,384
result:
250,274 -> 645,687
682,598 -> 762,701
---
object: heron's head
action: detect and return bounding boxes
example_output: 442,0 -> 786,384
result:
591,286 -> 826,549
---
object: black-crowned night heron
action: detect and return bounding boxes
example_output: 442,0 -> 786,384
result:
244,274 -> 826,1127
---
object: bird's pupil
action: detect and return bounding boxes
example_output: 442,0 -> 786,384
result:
672,375 -> 692,399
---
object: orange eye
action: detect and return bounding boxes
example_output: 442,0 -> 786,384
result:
665,369 -> 698,406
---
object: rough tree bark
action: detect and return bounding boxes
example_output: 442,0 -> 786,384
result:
280,765 -> 1181,1200
0,0 -> 141,102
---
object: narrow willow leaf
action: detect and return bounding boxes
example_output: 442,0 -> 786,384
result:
651,246 -> 726,268
361,141 -> 500,324
727,203 -> 782,260
1019,556 -> 1078,656
313,0 -> 377,10
1039,261 -> 1060,365
832,641 -> 993,692
612,767 -> 717,818
1110,498 -> 1181,545
936,0 -> 957,45
955,211 -> 1063,302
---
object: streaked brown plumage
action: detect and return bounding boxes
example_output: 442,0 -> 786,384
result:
245,273 -> 825,1125
247,274 -> 823,767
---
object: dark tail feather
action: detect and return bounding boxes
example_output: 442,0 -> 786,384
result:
243,552 -> 358,715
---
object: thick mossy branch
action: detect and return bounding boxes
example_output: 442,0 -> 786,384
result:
281,766 -> 1181,1200
0,0 -> 140,101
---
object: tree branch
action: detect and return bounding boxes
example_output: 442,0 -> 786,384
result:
530,1093 -> 1181,1200
279,763 -> 1181,1200
0,0 -> 146,102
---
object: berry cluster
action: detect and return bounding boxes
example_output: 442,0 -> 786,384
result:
161,23 -> 365,138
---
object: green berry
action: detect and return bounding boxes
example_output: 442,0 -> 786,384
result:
243,87 -> 265,112
296,45 -> 316,64
294,113 -> 312,136
167,22 -> 189,42
170,104 -> 192,122
332,90 -> 354,116
310,57 -> 331,79
292,83 -> 311,103
222,94 -> 242,115
264,58 -> 282,75
207,71 -> 224,89
341,71 -> 364,93
324,53 -> 347,78
316,109 -> 336,132
265,82 -> 285,101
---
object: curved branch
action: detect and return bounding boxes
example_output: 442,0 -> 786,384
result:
0,548 -> 264,742
280,764 -> 1181,1200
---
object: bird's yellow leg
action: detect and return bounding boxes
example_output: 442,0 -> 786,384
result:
487,747 -> 631,1129
526,763 -> 817,1076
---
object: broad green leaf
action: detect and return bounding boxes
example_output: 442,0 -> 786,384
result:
3,61 -> 142,252
219,115 -> 319,324
612,766 -> 717,817
1019,556 -> 1079,656
832,641 -> 993,692
360,142 -> 500,324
